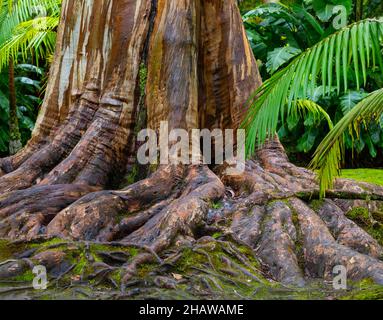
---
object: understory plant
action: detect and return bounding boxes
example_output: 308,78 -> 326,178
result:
243,0 -> 383,165
243,15 -> 383,196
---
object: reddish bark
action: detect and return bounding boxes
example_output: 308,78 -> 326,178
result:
1,0 -> 383,288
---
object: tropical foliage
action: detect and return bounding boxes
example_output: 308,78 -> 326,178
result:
0,0 -> 61,154
311,88 -> 383,194
0,0 -> 61,70
0,63 -> 44,153
242,0 -> 383,195
243,18 -> 383,151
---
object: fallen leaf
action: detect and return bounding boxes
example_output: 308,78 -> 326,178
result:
172,273 -> 183,280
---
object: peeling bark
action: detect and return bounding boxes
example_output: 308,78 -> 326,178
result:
1,0 -> 383,292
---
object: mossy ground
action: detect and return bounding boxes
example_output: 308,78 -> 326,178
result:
1,236 -> 381,300
340,169 -> 383,186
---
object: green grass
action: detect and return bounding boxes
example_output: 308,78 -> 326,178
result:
340,169 -> 383,186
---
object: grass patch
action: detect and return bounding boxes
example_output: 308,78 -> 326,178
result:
340,169 -> 383,186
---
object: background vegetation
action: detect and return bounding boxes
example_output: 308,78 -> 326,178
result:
0,0 -> 60,156
241,0 -> 383,170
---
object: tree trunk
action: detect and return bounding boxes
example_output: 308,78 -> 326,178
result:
1,0 -> 383,294
8,57 -> 22,155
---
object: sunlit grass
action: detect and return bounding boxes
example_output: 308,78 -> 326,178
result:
340,169 -> 383,186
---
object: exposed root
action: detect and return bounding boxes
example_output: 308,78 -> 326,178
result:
123,166 -> 224,248
219,141 -> 383,287
0,98 -> 99,192
315,199 -> 383,258
1,139 -> 383,292
46,165 -> 185,240
290,198 -> 383,285
256,201 -> 305,287
0,184 -> 99,240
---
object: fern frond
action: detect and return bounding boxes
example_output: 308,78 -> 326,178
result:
310,88 -> 383,196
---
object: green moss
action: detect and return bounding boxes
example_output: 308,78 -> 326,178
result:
211,201 -> 223,210
0,238 -> 362,300
368,228 -> 383,246
340,169 -> 383,186
212,232 -> 223,239
30,237 -> 66,249
173,242 -> 264,287
12,270 -> 35,282
310,200 -> 325,212
165,240 -> 332,299
372,210 -> 383,224
0,240 -> 13,261
90,243 -> 115,252
346,207 -> 370,225
110,269 -> 123,283
0,239 -> 28,261
346,207 -> 383,246
128,247 -> 139,257
149,163 -> 158,174
268,199 -> 289,205
236,244 -> 261,269
95,245 -> 135,257
341,279 -> 383,300
139,63 -> 148,96
73,251 -> 88,275
124,164 -> 139,186
137,262 -> 156,278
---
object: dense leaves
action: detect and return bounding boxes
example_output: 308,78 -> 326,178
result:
311,88 -> 383,195
242,0 -> 383,195
0,62 -> 43,153
0,0 -> 60,71
243,18 -> 383,153
243,1 -> 383,166
0,0 -> 60,155
266,46 -> 302,75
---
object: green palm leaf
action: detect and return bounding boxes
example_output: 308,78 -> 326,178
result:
310,88 -> 383,196
0,0 -> 61,71
292,99 -> 334,130
242,18 -> 383,156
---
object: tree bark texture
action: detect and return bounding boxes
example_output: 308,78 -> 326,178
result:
8,57 -> 22,155
1,0 -> 383,292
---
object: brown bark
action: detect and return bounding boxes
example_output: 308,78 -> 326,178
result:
1,0 -> 383,290
8,57 -> 22,155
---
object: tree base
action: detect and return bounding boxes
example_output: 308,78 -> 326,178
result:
1,140 -> 383,298
0,236 -> 382,300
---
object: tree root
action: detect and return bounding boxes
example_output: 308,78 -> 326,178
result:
290,198 -> 383,285
1,140 -> 383,295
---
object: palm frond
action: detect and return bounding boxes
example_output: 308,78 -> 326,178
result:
243,18 -> 383,156
0,16 -> 59,70
310,88 -> 383,196
0,0 -> 61,70
292,99 -> 334,130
